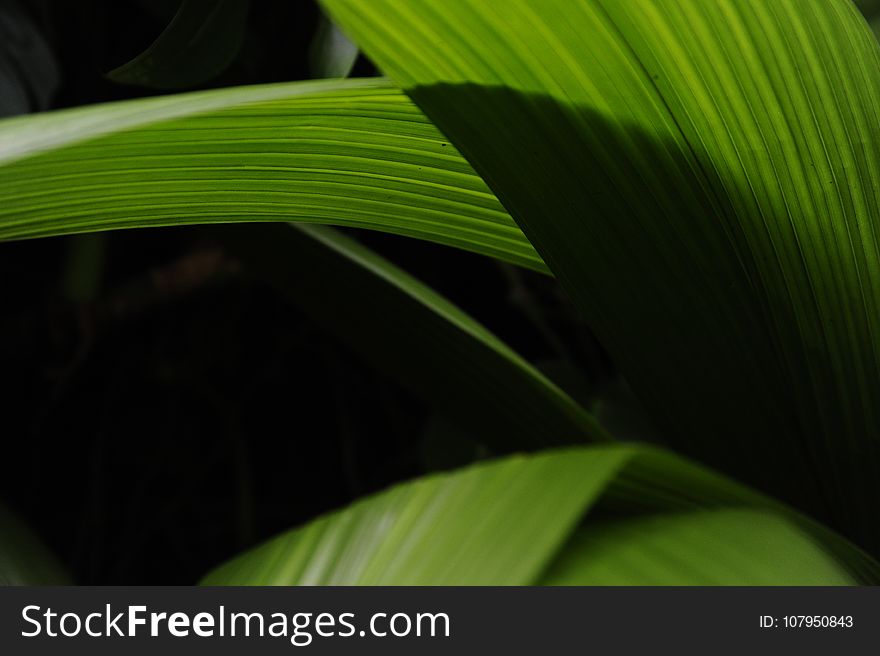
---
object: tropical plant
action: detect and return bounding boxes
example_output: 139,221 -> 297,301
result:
2,0 -> 880,585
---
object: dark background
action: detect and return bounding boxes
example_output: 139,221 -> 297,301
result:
0,0 -> 620,583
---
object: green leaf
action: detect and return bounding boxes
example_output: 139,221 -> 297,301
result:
201,447 -> 630,586
540,509 -> 855,586
321,0 -> 880,553
107,0 -> 249,89
200,445 -> 879,586
0,77 -> 544,273
0,504 -> 70,585
221,223 -> 608,448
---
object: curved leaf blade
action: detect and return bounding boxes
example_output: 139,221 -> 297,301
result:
321,0 -> 880,553
201,447 -> 631,586
200,445 -> 879,586
0,78 -> 545,273
540,509 -> 855,586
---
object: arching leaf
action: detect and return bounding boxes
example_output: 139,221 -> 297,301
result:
201,445 -> 879,586
322,0 -> 880,554
0,77 -> 544,273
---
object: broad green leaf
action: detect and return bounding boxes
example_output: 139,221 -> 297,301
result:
107,0 -> 249,89
0,504 -> 70,585
201,448 -> 631,586
540,509 -> 854,586
322,0 -> 880,554
200,445 -> 879,586
222,223 -> 608,448
0,77 -> 545,273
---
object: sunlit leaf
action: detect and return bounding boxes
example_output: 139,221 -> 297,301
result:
322,0 -> 880,554
540,509 -> 854,586
201,445 -> 879,586
0,77 -> 543,272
